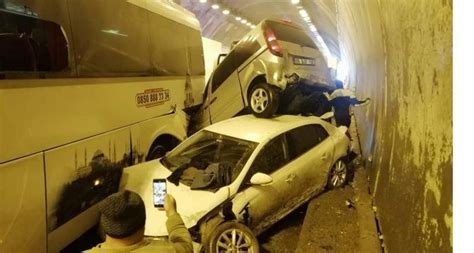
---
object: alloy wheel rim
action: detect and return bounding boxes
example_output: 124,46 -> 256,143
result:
330,161 -> 347,187
250,88 -> 269,113
216,228 -> 254,253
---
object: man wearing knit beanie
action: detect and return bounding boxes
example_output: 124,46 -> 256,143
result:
85,190 -> 193,252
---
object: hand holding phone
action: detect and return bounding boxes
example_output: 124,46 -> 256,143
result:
164,194 -> 177,217
153,179 -> 166,208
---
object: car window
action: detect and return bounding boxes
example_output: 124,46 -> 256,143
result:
313,124 -> 329,143
233,39 -> 261,68
211,50 -> 236,92
250,135 -> 288,176
265,20 -> 317,49
286,124 -> 326,160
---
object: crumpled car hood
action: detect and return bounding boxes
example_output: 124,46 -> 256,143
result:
120,159 -> 229,236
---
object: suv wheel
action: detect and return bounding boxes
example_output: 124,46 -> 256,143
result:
208,221 -> 259,253
249,83 -> 279,118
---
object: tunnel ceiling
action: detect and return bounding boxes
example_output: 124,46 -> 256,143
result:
177,0 -> 340,58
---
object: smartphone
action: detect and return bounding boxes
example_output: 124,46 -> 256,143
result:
153,179 -> 167,208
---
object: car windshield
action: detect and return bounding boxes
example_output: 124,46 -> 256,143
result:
162,130 -> 257,191
266,20 -> 317,49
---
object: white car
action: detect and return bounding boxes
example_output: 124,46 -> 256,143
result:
120,114 -> 350,252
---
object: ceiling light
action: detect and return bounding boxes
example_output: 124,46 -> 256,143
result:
309,25 -> 317,32
241,19 -> 247,24
235,16 -> 242,21
246,23 -> 251,27
211,4 -> 219,9
291,0 -> 300,4
299,9 -> 309,18
251,25 -> 256,28
222,9 -> 230,15
199,0 -> 207,3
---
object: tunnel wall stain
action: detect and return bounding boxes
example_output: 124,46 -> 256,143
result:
335,0 -> 452,252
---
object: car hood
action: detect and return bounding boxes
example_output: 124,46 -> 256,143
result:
120,159 -> 230,236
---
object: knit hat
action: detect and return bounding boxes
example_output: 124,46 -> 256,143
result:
99,190 -> 146,238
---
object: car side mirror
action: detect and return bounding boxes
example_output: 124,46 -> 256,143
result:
320,111 -> 334,120
217,53 -> 228,65
250,173 -> 273,185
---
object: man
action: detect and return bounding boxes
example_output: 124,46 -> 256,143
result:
85,190 -> 193,253
325,80 -> 370,127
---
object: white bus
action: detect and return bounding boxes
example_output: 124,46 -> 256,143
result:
0,0 -> 205,252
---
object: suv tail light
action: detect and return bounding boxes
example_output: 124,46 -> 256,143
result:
264,29 -> 283,57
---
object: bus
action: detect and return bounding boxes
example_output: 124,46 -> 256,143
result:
0,0 -> 205,252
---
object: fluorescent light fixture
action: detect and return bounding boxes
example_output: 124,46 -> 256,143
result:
299,9 -> 309,18
222,9 -> 230,15
246,23 -> 251,27
235,16 -> 242,21
241,19 -> 247,24
251,25 -> 256,28
291,0 -> 300,4
309,24 -> 317,32
199,0 -> 207,3
211,4 -> 219,9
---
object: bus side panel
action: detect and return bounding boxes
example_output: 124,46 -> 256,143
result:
130,110 -> 188,158
0,154 -> 46,253
0,77 -> 186,164
44,127 -> 132,252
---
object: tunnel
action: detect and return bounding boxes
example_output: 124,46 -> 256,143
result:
0,0 -> 453,252
178,0 -> 453,252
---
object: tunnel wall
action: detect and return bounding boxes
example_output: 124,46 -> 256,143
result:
335,0 -> 452,252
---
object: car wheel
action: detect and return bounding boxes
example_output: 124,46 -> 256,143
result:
249,83 -> 279,118
208,221 -> 259,253
327,160 -> 348,189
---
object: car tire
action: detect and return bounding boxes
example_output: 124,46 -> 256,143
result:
327,159 -> 348,189
248,83 -> 279,118
208,221 -> 259,253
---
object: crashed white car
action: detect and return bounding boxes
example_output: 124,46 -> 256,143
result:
120,114 -> 350,252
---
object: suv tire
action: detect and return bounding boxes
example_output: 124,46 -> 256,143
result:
248,83 -> 279,118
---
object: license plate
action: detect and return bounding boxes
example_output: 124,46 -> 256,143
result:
293,57 -> 315,66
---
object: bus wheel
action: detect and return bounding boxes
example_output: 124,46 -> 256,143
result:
146,144 -> 167,161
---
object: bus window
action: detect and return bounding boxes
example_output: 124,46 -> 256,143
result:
0,9 -> 69,78
67,0 -> 152,77
187,29 -> 205,76
148,13 -> 188,76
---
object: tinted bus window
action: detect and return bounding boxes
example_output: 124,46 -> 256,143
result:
149,14 -> 188,76
187,29 -> 205,76
0,9 -> 69,78
67,0 -> 153,77
265,20 -> 317,49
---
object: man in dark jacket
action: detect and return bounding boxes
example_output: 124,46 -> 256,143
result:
85,190 -> 193,253
326,80 -> 370,127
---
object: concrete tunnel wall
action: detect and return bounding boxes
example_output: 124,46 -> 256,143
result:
335,0 -> 452,252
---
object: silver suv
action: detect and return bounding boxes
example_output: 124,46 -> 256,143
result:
196,18 -> 334,128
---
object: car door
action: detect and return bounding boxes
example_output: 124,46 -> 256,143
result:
284,124 -> 334,205
208,49 -> 244,124
234,134 -> 302,234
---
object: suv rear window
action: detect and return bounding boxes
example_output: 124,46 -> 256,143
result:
265,20 -> 317,49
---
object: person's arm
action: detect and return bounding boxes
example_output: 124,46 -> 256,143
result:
351,97 -> 370,106
164,194 -> 193,253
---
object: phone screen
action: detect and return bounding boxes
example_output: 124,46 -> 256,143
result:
153,179 -> 166,208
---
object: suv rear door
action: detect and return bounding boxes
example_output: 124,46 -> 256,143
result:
208,39 -> 260,123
